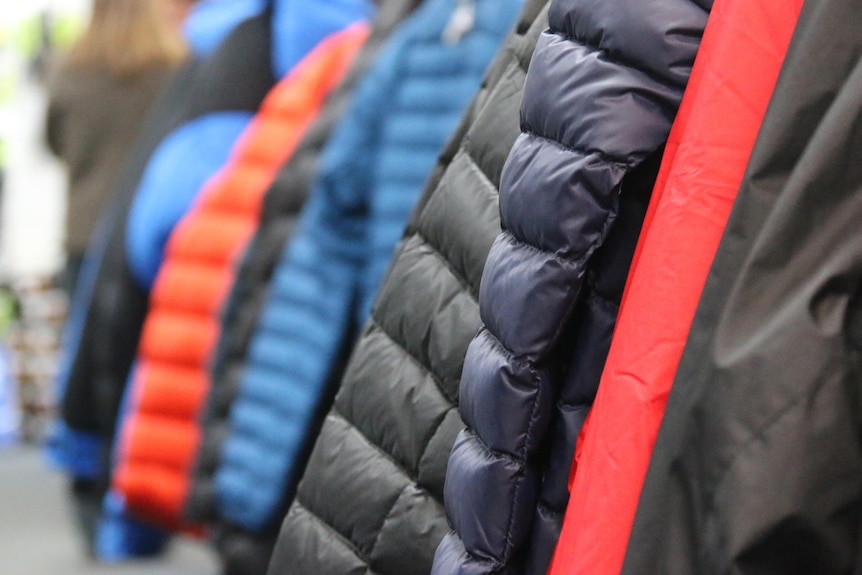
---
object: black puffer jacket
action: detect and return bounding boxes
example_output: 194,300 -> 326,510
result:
622,0 -> 862,573
433,0 -> 709,572
266,1 -> 547,573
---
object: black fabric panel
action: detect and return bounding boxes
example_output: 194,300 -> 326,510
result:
185,12 -> 275,118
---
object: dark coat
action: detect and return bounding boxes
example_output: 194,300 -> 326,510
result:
265,0 -> 545,572
545,0 -> 801,572
621,0 -> 862,572
434,0 -> 709,572
185,3 -> 421,573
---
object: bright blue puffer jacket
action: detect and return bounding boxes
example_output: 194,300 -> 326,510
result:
214,0 -> 523,533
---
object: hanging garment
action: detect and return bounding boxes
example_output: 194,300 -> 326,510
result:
112,21 -> 371,534
435,0 -> 711,573
50,6 -> 275,478
620,0 -> 862,572
264,0 -> 546,573
546,0 -> 803,574
215,0 -> 523,544
185,0 -> 422,527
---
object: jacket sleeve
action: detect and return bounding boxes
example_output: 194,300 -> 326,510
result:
435,0 -> 710,571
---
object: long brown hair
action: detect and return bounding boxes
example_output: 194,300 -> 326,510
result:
67,0 -> 188,77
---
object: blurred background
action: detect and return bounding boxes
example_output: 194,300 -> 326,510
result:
0,1 -> 217,573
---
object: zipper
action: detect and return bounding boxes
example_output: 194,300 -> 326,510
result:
442,0 -> 476,45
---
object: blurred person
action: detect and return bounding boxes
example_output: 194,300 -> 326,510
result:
45,0 -> 188,300
43,0 -> 188,557
162,0 -> 200,28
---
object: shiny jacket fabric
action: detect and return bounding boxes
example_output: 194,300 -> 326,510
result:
185,0 -> 423,528
264,1 -> 543,573
621,1 -> 862,572
111,22 -> 371,533
547,1 -> 801,573
216,0 -> 522,542
434,0 -> 710,572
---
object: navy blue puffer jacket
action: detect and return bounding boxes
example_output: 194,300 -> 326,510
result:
434,0 -> 710,572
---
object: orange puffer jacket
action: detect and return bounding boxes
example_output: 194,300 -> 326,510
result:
112,23 -> 370,531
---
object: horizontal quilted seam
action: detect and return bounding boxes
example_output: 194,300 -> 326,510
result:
547,27 -> 691,92
412,157 -> 501,294
340,319 -> 457,464
411,230 -> 482,304
371,259 -> 473,400
521,127 -> 631,167
327,408 -> 444,507
289,500 -> 369,564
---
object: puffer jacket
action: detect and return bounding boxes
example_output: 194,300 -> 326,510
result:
185,0 -> 423,528
48,0 -> 271,488
216,0 -> 522,540
546,2 -> 801,573
112,19 -> 372,533
621,1 -> 862,572
434,0 -> 711,572
264,0 -> 545,572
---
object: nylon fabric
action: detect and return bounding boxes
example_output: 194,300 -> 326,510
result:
217,0 -> 522,539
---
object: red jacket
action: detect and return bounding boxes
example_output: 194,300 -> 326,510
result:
112,24 -> 370,530
547,1 -> 801,573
